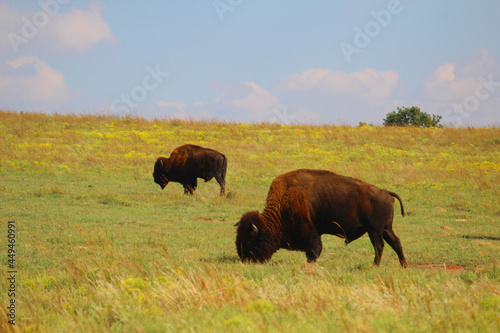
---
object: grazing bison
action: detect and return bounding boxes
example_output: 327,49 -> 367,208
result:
153,144 -> 227,195
235,169 -> 408,267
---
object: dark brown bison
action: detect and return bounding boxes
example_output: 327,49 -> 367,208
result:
235,169 -> 408,267
153,144 -> 227,195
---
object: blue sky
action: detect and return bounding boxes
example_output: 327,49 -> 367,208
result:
1,0 -> 499,126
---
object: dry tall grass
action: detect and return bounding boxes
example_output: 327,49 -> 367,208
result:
0,110 -> 498,332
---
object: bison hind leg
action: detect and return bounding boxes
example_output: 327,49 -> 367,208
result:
216,176 -> 226,196
214,173 -> 226,196
207,171 -> 226,196
383,228 -> 408,268
367,230 -> 385,266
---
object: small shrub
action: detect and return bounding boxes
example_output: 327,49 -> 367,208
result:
383,106 -> 442,127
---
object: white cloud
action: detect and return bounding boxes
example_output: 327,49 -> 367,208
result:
274,68 -> 401,124
161,70 -> 402,125
416,48 -> 500,126
434,63 -> 455,82
47,1 -> 117,53
0,56 -> 75,107
211,81 -> 281,121
420,63 -> 477,102
153,82 -> 285,123
277,68 -> 399,101
272,53 -> 500,126
122,49 -> 500,126
0,2 -> 27,54
221,82 -> 279,113
0,1 -> 116,55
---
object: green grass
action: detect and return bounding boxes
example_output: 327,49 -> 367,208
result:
0,111 -> 499,332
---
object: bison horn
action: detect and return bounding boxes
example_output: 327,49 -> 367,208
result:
160,160 -> 163,167
251,223 -> 259,236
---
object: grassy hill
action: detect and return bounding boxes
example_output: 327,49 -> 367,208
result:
0,110 -> 499,332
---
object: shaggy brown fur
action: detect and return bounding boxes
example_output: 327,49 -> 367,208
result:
235,169 -> 407,267
153,144 -> 227,195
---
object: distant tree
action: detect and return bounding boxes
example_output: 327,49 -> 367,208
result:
383,106 -> 442,127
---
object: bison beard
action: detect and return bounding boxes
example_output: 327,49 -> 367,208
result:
153,144 -> 227,195
235,169 -> 408,267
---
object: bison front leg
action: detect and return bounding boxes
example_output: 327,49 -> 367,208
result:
305,234 -> 323,263
183,185 -> 193,195
183,179 -> 197,195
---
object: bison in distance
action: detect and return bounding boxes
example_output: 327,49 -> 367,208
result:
235,169 -> 408,267
153,144 -> 227,196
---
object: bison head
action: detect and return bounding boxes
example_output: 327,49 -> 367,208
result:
153,157 -> 170,190
235,211 -> 275,262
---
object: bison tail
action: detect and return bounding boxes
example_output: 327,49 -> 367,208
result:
388,191 -> 405,217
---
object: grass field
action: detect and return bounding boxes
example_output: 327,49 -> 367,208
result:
0,110 -> 499,332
